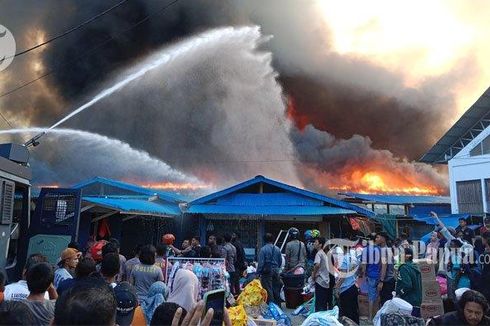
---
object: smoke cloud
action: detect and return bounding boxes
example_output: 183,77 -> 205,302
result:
1,0 -> 478,193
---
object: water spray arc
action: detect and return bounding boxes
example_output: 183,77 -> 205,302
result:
23,27 -> 261,148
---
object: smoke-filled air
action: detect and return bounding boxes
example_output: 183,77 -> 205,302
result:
2,0 -> 489,194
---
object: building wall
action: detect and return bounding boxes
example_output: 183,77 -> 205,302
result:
449,125 -> 490,214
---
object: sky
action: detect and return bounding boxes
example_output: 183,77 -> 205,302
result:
0,0 -> 488,196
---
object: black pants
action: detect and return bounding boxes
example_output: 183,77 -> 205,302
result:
380,279 -> 396,307
261,271 -> 282,305
315,282 -> 332,312
230,271 -> 241,296
339,284 -> 359,324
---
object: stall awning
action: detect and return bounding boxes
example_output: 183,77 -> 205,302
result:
83,196 -> 181,216
186,204 -> 355,216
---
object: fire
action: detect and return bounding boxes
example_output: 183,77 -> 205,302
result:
36,184 -> 60,188
137,182 -> 211,191
328,170 -> 442,195
286,97 -> 310,130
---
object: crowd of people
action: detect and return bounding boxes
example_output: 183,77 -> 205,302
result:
2,215 -> 490,325
0,237 -> 234,325
254,217 -> 490,325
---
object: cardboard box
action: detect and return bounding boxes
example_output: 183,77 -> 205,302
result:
414,259 -> 436,281
252,319 -> 277,326
422,280 -> 441,302
420,301 -> 444,319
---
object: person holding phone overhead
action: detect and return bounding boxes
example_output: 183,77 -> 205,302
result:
257,233 -> 283,305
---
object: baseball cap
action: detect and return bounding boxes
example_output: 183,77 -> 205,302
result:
114,282 -> 138,326
58,248 -> 81,266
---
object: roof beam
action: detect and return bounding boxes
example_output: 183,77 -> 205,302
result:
80,204 -> 96,213
91,210 -> 118,223
122,214 -> 138,222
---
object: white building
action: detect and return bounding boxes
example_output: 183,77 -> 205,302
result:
421,88 -> 490,215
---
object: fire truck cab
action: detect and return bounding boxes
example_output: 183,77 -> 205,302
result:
0,143 -> 32,280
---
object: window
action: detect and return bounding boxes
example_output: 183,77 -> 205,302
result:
470,134 -> 490,156
389,205 -> 405,215
373,204 -> 388,214
483,135 -> 490,155
457,180 -> 483,214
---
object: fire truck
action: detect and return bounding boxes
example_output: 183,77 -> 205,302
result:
0,142 -> 81,281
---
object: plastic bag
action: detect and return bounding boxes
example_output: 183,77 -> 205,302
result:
238,279 -> 268,306
228,305 -> 248,326
301,306 -> 342,326
373,298 -> 412,326
264,302 -> 291,326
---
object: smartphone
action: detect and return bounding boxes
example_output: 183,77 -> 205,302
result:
202,289 -> 225,326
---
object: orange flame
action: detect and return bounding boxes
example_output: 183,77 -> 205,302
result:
36,184 -> 60,188
286,97 -> 310,130
324,169 -> 443,195
136,182 -> 211,191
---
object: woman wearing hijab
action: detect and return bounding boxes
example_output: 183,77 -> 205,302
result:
132,281 -> 168,326
167,269 -> 199,313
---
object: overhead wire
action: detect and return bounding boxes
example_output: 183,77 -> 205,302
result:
8,0 -> 132,59
0,0 -> 182,100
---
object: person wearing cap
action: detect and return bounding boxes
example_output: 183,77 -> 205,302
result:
54,247 -> 81,289
114,282 -> 138,326
285,227 -> 307,272
56,257 -> 96,296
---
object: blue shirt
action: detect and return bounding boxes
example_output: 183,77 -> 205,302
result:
54,268 -> 73,289
257,243 -> 282,274
339,252 -> 358,294
362,245 -> 381,279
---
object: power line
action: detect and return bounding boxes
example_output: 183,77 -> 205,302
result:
0,0 -> 182,100
10,0 -> 132,59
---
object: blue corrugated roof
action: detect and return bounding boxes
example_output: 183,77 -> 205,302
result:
82,196 -> 181,216
187,204 -> 355,216
217,193 -> 322,206
72,177 -> 185,203
341,192 -> 450,205
189,175 -> 374,217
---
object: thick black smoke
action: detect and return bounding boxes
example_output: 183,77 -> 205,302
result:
0,0 -> 464,191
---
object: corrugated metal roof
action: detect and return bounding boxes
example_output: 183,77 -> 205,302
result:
186,204 -> 355,216
73,177 -> 185,203
189,175 -> 375,217
341,192 -> 451,205
216,193 -> 322,206
82,196 -> 181,216
420,87 -> 490,163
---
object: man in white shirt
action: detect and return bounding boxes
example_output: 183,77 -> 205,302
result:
312,237 -> 331,312
4,253 -> 51,301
